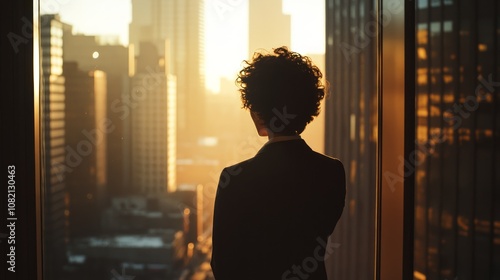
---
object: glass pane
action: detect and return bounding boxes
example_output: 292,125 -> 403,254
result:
39,0 -> 371,279
414,0 -> 500,279
325,0 -> 380,279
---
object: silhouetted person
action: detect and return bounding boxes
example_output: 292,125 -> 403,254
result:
210,47 -> 346,279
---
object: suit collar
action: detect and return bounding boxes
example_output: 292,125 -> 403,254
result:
265,134 -> 301,145
256,138 -> 311,156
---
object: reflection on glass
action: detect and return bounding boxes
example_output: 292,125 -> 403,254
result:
325,0 -> 378,279
40,0 -> 330,279
414,0 -> 500,279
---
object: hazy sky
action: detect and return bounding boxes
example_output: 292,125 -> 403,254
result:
42,0 -> 324,92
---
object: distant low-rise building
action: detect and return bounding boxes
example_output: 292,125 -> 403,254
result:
68,230 -> 185,277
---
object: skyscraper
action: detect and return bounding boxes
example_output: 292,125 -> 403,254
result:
63,61 -> 108,238
40,14 -> 69,279
129,0 -> 205,144
130,42 -> 170,195
62,27 -> 129,196
414,1 -> 500,279
167,73 -> 178,192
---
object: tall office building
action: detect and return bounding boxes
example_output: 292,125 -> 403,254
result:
326,0 -> 500,279
40,14 -> 69,279
248,0 -> 291,59
129,0 -> 205,144
167,73 -> 178,192
414,1 -> 500,279
63,61 -> 107,238
62,27 -> 130,196
325,1 -> 378,279
130,42 -> 171,195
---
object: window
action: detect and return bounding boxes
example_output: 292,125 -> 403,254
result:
38,1 -> 362,279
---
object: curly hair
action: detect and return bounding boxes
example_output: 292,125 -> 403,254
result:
236,46 -> 325,135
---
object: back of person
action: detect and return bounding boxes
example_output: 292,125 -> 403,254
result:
210,47 -> 346,279
211,139 -> 345,279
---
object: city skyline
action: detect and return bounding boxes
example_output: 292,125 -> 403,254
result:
44,0 -> 325,93
37,1 -> 298,278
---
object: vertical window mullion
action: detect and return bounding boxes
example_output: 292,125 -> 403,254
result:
490,0 -> 499,277
425,0 -> 431,276
471,0 -> 478,277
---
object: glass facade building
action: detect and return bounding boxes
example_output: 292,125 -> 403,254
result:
414,0 -> 500,279
40,14 -> 69,280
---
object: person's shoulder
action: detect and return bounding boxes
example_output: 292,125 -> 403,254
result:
217,156 -> 256,188
216,157 -> 261,199
222,156 -> 254,173
309,151 -> 346,197
310,150 -> 344,169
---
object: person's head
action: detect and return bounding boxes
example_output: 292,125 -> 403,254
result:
236,46 -> 326,137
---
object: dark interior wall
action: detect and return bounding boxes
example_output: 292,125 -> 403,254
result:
0,1 -> 39,280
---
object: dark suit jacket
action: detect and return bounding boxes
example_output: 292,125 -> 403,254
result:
210,139 -> 346,280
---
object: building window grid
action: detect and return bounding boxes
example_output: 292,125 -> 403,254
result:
415,0 -> 500,279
